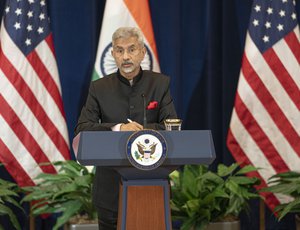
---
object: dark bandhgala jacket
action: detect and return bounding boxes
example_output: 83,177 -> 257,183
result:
74,69 -> 177,211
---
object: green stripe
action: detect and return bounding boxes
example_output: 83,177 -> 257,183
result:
91,69 -> 100,81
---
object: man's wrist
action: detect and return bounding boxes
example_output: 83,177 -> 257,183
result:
111,123 -> 123,131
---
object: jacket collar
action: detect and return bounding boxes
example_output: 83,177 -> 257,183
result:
117,68 -> 143,86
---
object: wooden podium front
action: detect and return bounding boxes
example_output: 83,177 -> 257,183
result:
117,180 -> 171,230
77,130 -> 216,230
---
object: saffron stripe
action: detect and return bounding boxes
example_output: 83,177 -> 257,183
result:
123,0 -> 159,60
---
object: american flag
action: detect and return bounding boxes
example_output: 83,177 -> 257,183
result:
227,0 -> 300,211
0,0 -> 70,187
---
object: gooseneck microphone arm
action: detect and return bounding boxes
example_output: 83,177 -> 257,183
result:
141,93 -> 147,128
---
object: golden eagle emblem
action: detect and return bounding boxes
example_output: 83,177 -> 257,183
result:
137,141 -> 157,160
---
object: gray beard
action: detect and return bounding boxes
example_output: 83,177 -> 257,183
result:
122,66 -> 134,73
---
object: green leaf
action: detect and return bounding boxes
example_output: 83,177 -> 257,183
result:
3,196 -> 23,211
0,189 -> 18,197
263,183 -> 300,196
52,183 -> 79,200
182,167 -> 199,198
0,203 -> 21,230
170,164 -> 261,226
270,171 -> 300,180
230,176 -> 260,185
236,165 -> 258,175
35,173 -> 72,183
277,198 -> 300,220
21,190 -> 52,202
217,163 -> 239,177
74,174 -> 93,187
225,180 -> 240,195
53,200 -> 82,230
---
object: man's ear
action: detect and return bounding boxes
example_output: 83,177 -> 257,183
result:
141,46 -> 146,57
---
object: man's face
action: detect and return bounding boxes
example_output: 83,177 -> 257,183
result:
111,36 -> 146,79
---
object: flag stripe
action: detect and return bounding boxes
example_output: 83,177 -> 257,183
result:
234,93 -> 290,172
27,49 -> 65,117
245,35 -> 300,134
36,38 -> 64,97
94,0 -> 160,79
228,0 -> 300,211
0,139 -> 35,187
263,48 -> 300,110
0,96 -> 57,174
228,111 -> 288,206
242,54 -> 300,156
229,110 -> 277,181
274,31 -> 300,89
45,34 -> 56,58
0,69 -> 66,163
284,29 -> 300,65
0,26 -> 69,145
0,115 -> 44,185
0,0 -> 70,187
0,46 -> 70,160
238,72 -> 300,171
124,0 -> 159,60
227,129 -> 281,211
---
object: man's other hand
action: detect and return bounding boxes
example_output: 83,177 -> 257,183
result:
120,122 -> 143,131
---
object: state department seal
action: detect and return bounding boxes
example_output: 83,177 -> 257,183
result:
126,130 -> 167,170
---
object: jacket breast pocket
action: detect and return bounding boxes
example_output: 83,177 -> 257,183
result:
146,108 -> 159,123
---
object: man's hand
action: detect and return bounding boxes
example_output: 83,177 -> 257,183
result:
120,121 -> 143,131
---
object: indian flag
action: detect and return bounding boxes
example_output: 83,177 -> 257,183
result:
92,0 -> 160,80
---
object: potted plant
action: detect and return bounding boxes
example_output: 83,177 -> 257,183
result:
170,163 -> 261,230
262,171 -> 300,230
0,173 -> 23,230
21,160 -> 97,230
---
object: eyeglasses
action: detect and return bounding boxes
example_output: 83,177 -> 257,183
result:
113,46 -> 141,57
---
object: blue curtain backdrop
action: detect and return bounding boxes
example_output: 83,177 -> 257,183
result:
0,0 -> 300,229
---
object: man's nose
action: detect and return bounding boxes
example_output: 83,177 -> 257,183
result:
123,50 -> 130,59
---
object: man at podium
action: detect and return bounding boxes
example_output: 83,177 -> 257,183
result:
75,27 -> 177,230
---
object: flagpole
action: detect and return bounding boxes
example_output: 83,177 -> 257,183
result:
30,202 -> 35,230
259,200 -> 265,230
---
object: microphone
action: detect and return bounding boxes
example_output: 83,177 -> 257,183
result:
141,93 -> 147,128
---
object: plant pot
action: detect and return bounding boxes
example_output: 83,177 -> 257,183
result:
205,220 -> 240,230
64,223 -> 98,230
296,214 -> 300,230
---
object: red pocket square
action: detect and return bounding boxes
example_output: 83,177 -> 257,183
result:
146,101 -> 158,110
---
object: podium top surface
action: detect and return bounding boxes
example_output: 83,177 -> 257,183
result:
77,130 -> 215,167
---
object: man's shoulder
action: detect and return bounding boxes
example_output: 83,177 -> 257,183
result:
92,72 -> 118,86
143,70 -> 169,82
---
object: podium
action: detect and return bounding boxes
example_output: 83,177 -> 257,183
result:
77,130 -> 215,230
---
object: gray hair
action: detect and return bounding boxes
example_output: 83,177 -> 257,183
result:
112,27 -> 144,47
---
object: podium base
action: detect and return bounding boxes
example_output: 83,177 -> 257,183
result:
117,179 -> 172,230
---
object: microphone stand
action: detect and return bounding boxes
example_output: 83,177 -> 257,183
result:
141,93 -> 147,128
